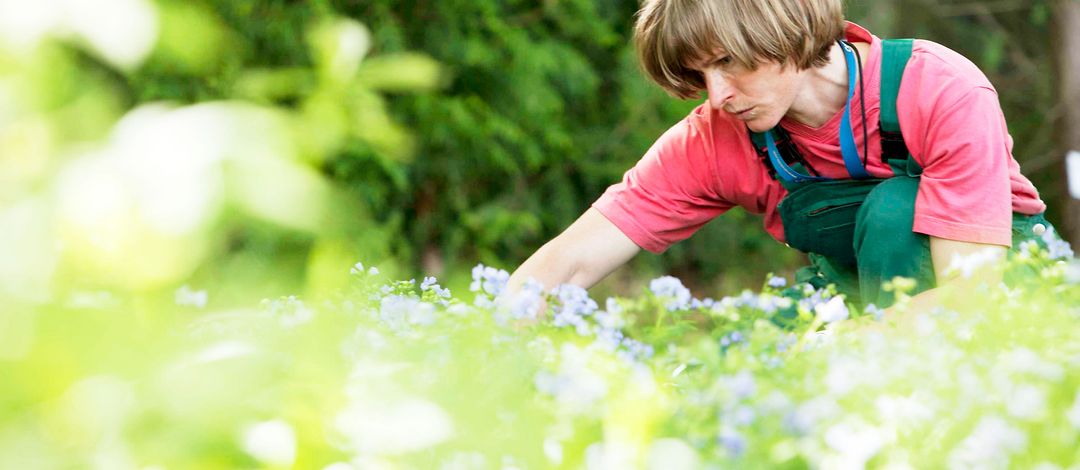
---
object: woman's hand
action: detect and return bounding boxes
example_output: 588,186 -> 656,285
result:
506,208 -> 640,298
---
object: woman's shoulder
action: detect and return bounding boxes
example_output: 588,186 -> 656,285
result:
645,103 -> 771,192
649,102 -> 755,171
906,39 -> 996,92
892,38 -> 1000,127
681,102 -> 755,147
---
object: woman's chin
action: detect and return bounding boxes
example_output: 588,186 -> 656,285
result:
744,117 -> 779,133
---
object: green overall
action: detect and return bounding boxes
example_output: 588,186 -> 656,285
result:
752,39 -> 1055,308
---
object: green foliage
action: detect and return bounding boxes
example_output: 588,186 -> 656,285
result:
0,1 -> 445,301
6,0 -> 1064,298
196,0 -> 793,287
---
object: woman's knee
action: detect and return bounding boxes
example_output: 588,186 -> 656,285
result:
854,177 -> 920,249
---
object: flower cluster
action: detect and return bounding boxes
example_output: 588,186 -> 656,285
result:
15,253 -> 1078,470
470,264 -> 509,298
550,284 -> 598,335
420,276 -> 451,305
649,276 -> 692,311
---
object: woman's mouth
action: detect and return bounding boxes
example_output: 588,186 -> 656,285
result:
732,107 -> 756,120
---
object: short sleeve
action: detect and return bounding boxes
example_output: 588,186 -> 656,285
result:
902,65 -> 1014,246
592,116 -> 734,253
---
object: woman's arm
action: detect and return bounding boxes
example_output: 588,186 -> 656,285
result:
507,208 -> 640,294
889,236 -> 1006,315
928,236 -> 1007,285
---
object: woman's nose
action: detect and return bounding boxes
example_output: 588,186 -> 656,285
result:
703,70 -> 734,110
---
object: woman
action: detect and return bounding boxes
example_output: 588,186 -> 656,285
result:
507,0 -> 1057,309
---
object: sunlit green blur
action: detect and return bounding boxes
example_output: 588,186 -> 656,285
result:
2,244 -> 1078,468
0,2 -> 443,301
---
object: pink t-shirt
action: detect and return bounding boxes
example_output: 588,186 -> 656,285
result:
593,23 -> 1045,254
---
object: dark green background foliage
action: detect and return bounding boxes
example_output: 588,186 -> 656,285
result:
119,0 -> 1060,294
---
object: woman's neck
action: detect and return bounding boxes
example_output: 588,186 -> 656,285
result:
785,41 -> 870,129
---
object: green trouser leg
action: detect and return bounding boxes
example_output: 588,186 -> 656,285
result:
852,176 -> 933,307
802,176 -> 1058,308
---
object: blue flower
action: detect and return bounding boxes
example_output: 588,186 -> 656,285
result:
864,303 -> 884,321
718,429 -> 746,456
649,276 -> 692,311
776,333 -> 797,353
552,284 -> 597,316
470,264 -> 509,297
595,327 -> 624,352
619,338 -> 654,361
1042,227 -> 1076,260
728,405 -> 756,426
797,286 -> 831,313
420,276 -> 437,290
767,276 -> 787,288
378,295 -> 436,330
421,276 -> 452,300
604,297 -> 623,315
350,261 -> 378,276
729,371 -> 756,400
690,297 -> 715,309
504,278 -> 545,321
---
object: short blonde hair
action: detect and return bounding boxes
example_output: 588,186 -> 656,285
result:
634,0 -> 846,99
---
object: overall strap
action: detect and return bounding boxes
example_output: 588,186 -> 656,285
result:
879,39 -> 921,175
753,40 -> 868,185
750,128 -> 822,191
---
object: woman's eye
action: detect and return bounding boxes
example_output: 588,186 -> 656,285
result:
714,56 -> 732,67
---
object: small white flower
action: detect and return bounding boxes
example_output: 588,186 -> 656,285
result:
175,285 -> 207,308
814,296 -> 848,323
646,438 -> 700,470
825,357 -> 863,396
585,442 -> 636,470
241,420 -> 296,466
824,420 -> 885,468
947,416 -> 1027,469
825,421 -> 885,468
945,248 -> 1002,278
864,303 -> 884,321
1006,385 -> 1046,420
1065,259 -> 1080,284
1067,390 -> 1080,430
335,397 -> 454,455
543,438 -> 564,465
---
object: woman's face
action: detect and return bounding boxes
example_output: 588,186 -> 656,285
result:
693,52 -> 805,132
